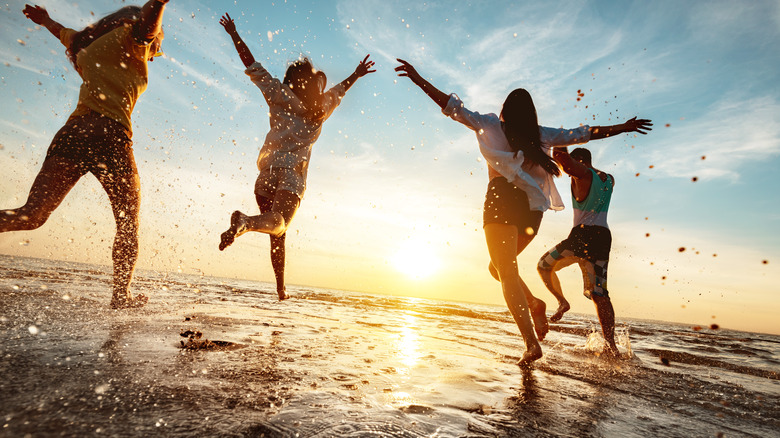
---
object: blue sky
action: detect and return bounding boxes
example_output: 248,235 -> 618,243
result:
1,0 -> 779,334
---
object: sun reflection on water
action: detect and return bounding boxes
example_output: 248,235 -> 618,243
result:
397,312 -> 422,369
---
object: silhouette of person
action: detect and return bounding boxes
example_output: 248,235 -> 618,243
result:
2,1 -> 170,308
217,13 -> 375,300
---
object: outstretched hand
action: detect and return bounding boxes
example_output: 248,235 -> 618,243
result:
22,4 -> 49,25
625,117 -> 653,135
394,58 -> 422,83
354,55 -> 376,78
219,13 -> 237,34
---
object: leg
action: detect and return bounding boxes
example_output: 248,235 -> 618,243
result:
0,155 -> 84,232
515,233 -> 549,340
220,190 -> 300,249
244,189 -> 299,235
269,233 -> 289,300
488,228 -> 548,338
488,224 -> 536,281
94,156 -> 144,309
257,194 -> 290,300
537,246 -> 580,322
592,294 -> 618,357
484,223 -> 542,365
588,260 -> 618,356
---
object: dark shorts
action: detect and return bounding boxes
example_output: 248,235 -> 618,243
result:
483,176 -> 543,237
555,225 -> 611,263
538,225 -> 612,298
45,111 -> 136,178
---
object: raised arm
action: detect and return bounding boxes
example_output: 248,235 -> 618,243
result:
219,13 -> 255,67
337,55 -> 376,93
135,0 -> 169,42
23,5 -> 64,39
553,147 -> 591,179
590,117 -> 652,140
395,59 -> 449,109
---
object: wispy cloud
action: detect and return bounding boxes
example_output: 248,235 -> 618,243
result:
645,94 -> 780,182
0,119 -> 50,142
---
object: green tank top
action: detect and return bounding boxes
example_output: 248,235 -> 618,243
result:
572,168 -> 613,228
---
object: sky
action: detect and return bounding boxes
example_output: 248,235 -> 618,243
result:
1,0 -> 779,335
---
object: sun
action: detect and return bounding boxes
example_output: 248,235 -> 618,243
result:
392,238 -> 442,279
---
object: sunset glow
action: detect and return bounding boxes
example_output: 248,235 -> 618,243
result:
392,237 -> 442,280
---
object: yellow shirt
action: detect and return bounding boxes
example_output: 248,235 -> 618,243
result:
60,25 -> 152,134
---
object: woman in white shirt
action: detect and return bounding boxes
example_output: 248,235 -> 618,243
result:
217,13 -> 375,300
395,59 -> 650,366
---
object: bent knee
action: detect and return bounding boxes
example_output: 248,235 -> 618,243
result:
537,258 -> 552,274
9,209 -> 51,230
590,290 -> 610,302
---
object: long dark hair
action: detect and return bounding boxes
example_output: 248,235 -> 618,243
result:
66,6 -> 142,70
501,88 -> 560,176
283,58 -> 327,121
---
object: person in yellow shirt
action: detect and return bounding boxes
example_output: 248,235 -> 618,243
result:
1,1 -> 169,309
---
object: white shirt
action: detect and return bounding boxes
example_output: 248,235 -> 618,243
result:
245,62 -> 346,171
442,94 -> 591,211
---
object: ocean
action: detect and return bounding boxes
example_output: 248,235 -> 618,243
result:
1,254 -> 778,437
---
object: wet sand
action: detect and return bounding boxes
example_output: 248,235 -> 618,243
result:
1,257 -> 778,437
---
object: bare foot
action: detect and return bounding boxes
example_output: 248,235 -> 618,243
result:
518,345 -> 543,367
529,299 -> 548,341
219,210 -> 246,251
549,300 -> 570,322
110,293 -> 148,309
277,289 -> 290,301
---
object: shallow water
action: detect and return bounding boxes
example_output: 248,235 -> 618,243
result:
1,254 -> 778,437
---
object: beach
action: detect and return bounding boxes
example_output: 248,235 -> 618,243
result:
1,254 -> 778,437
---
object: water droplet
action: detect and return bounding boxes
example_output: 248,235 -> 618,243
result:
95,384 -> 109,394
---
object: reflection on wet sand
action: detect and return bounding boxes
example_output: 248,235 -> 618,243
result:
396,312 -> 421,370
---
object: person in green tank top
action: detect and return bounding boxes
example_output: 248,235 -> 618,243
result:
537,126 -> 651,357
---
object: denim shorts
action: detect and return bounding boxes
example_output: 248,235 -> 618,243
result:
254,162 -> 307,200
